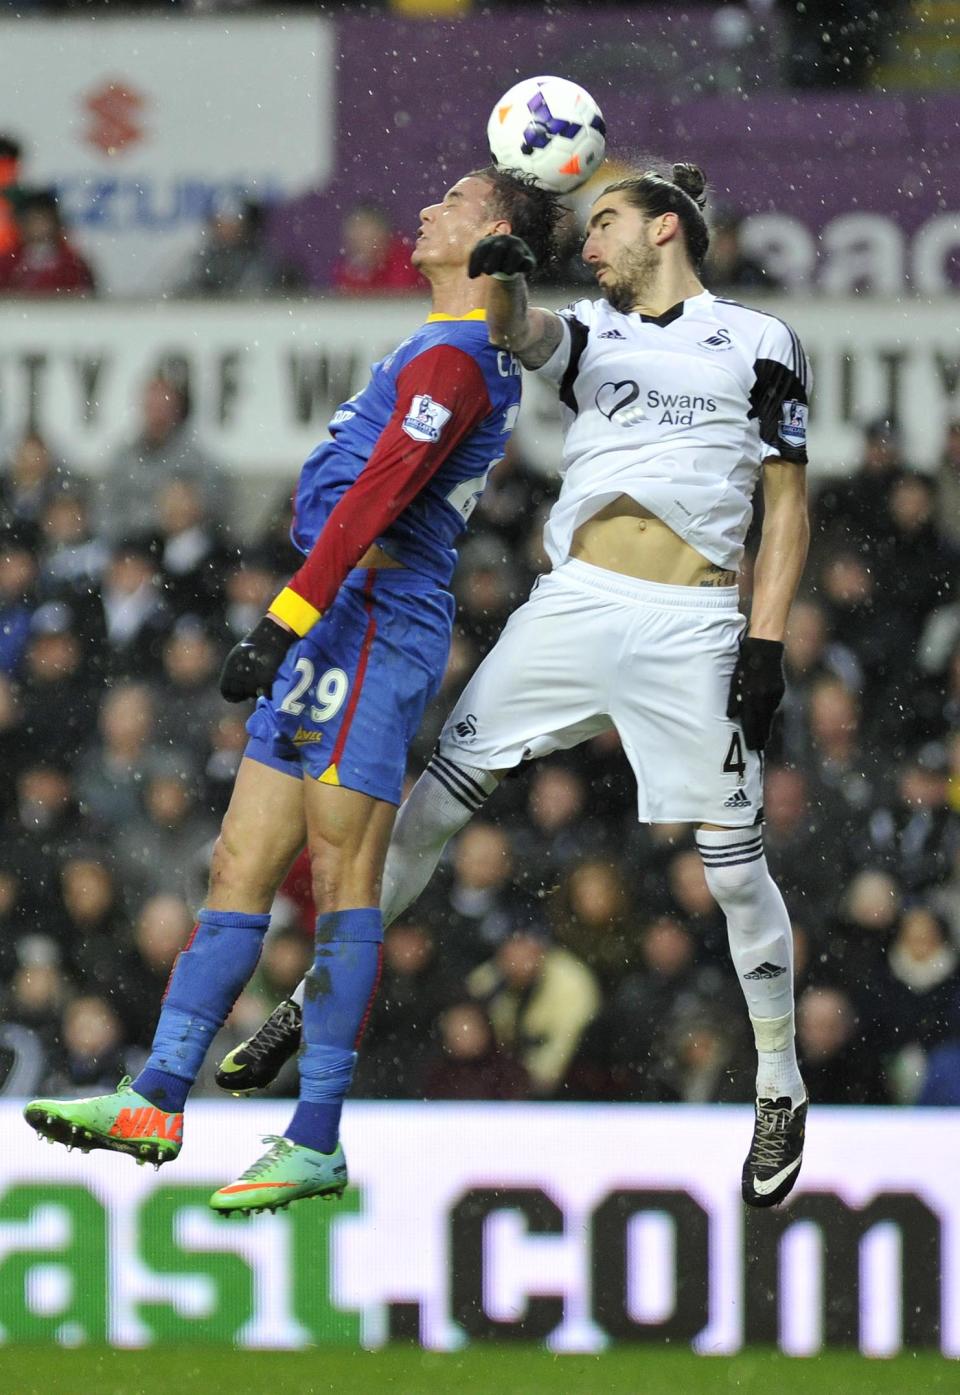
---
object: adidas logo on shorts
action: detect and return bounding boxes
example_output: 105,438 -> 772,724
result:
744,961 -> 787,980
598,329 -> 625,339
723,788 -> 751,808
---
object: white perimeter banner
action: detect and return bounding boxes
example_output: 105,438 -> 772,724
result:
0,19 -> 333,296
0,1101 -> 956,1355
1,297 -> 959,480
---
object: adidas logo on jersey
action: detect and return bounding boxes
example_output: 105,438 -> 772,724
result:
744,961 -> 787,980
598,329 -> 625,339
723,788 -> 751,808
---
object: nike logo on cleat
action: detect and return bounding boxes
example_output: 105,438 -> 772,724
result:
744,961 -> 787,980
751,1156 -> 802,1197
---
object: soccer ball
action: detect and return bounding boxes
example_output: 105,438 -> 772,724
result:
487,75 -> 606,194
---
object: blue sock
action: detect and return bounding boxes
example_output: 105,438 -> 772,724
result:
133,908 -> 270,1112
286,908 -> 383,1153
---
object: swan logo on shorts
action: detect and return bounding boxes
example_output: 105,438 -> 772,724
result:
779,400 -> 808,449
402,394 -> 453,443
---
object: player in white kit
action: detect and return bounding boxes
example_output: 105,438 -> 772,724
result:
222,164 -> 811,1208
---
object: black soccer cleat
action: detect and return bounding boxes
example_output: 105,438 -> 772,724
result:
742,1094 -> 807,1208
215,998 -> 302,1094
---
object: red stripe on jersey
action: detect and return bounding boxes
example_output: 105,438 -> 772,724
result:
328,569 -> 378,772
286,343 -> 492,620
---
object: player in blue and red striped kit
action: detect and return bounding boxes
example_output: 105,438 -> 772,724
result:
25,169 -> 561,1211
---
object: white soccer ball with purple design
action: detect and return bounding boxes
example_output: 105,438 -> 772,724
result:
487,75 -> 607,194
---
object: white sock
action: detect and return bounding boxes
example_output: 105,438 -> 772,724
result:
696,827 -> 805,1107
381,754 -> 498,926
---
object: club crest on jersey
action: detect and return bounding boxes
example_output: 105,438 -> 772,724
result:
595,379 -> 646,426
402,394 -> 453,443
779,400 -> 808,449
700,328 -> 732,351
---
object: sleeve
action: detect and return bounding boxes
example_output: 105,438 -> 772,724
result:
268,342 -> 492,635
749,317 -> 813,465
532,302 -> 591,400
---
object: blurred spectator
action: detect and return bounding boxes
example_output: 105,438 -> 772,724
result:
660,1009 -> 755,1103
40,995 -> 131,1097
796,984 -> 888,1103
429,821 -> 544,975
0,190 -> 95,296
223,550 -> 282,641
778,598 -> 861,761
512,764 -> 609,886
937,419 -> 960,548
0,433 -> 71,531
0,133 -> 26,258
37,486 -> 108,596
18,603 -> 98,755
0,527 -> 38,676
113,894 -> 193,1048
57,850 -> 127,990
114,759 -> 216,902
96,375 -> 229,543
153,619 -> 228,762
74,680 -> 157,829
331,202 -> 422,295
467,928 -> 601,1096
886,906 -> 960,1060
173,197 -> 303,298
763,764 -> 842,920
97,538 -> 173,680
813,418 -> 904,556
352,919 -> 461,1099
454,534 -> 523,655
1,938 -> 68,1090
155,478 -> 231,620
862,745 -> 959,894
549,856 -> 641,987
874,474 -> 956,640
702,208 -> 780,293
806,676 -> 878,819
422,1001 -> 530,1101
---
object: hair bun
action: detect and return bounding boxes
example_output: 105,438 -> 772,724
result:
671,163 -> 707,210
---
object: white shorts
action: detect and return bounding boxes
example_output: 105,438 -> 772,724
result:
439,558 -> 763,826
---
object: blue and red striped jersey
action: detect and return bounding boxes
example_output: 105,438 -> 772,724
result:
286,312 -> 521,617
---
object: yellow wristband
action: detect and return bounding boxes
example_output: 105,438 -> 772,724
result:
268,586 -> 322,638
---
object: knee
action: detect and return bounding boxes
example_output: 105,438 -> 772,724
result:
308,840 -> 347,913
208,830 -> 276,906
700,854 -> 765,910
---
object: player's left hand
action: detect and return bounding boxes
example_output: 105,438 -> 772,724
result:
726,637 -> 785,751
468,233 -> 537,281
220,616 -> 293,703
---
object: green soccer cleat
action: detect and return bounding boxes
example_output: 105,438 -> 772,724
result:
23,1077 -> 183,1168
209,1135 -> 348,1216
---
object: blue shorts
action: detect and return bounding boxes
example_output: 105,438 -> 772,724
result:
245,567 -> 454,805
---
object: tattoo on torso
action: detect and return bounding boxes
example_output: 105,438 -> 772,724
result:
698,567 -> 736,587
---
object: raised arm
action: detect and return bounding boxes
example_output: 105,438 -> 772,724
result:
468,233 -> 563,369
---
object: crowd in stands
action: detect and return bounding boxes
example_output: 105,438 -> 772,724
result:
0,386 -> 958,1110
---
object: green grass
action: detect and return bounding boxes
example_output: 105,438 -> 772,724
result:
0,1346 -> 954,1395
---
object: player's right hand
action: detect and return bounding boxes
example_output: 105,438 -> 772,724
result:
220,616 -> 293,703
468,234 -> 537,281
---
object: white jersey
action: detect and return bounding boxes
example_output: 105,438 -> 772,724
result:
534,289 -> 811,571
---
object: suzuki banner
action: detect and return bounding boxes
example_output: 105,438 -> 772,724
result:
0,298 -> 958,477
0,18 -> 332,296
0,1102 -> 956,1355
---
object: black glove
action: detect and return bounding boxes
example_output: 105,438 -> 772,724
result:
468,233 -> 537,281
220,615 -> 293,703
726,637 -> 785,752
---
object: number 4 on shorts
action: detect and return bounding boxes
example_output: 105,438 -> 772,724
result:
723,730 -> 746,780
